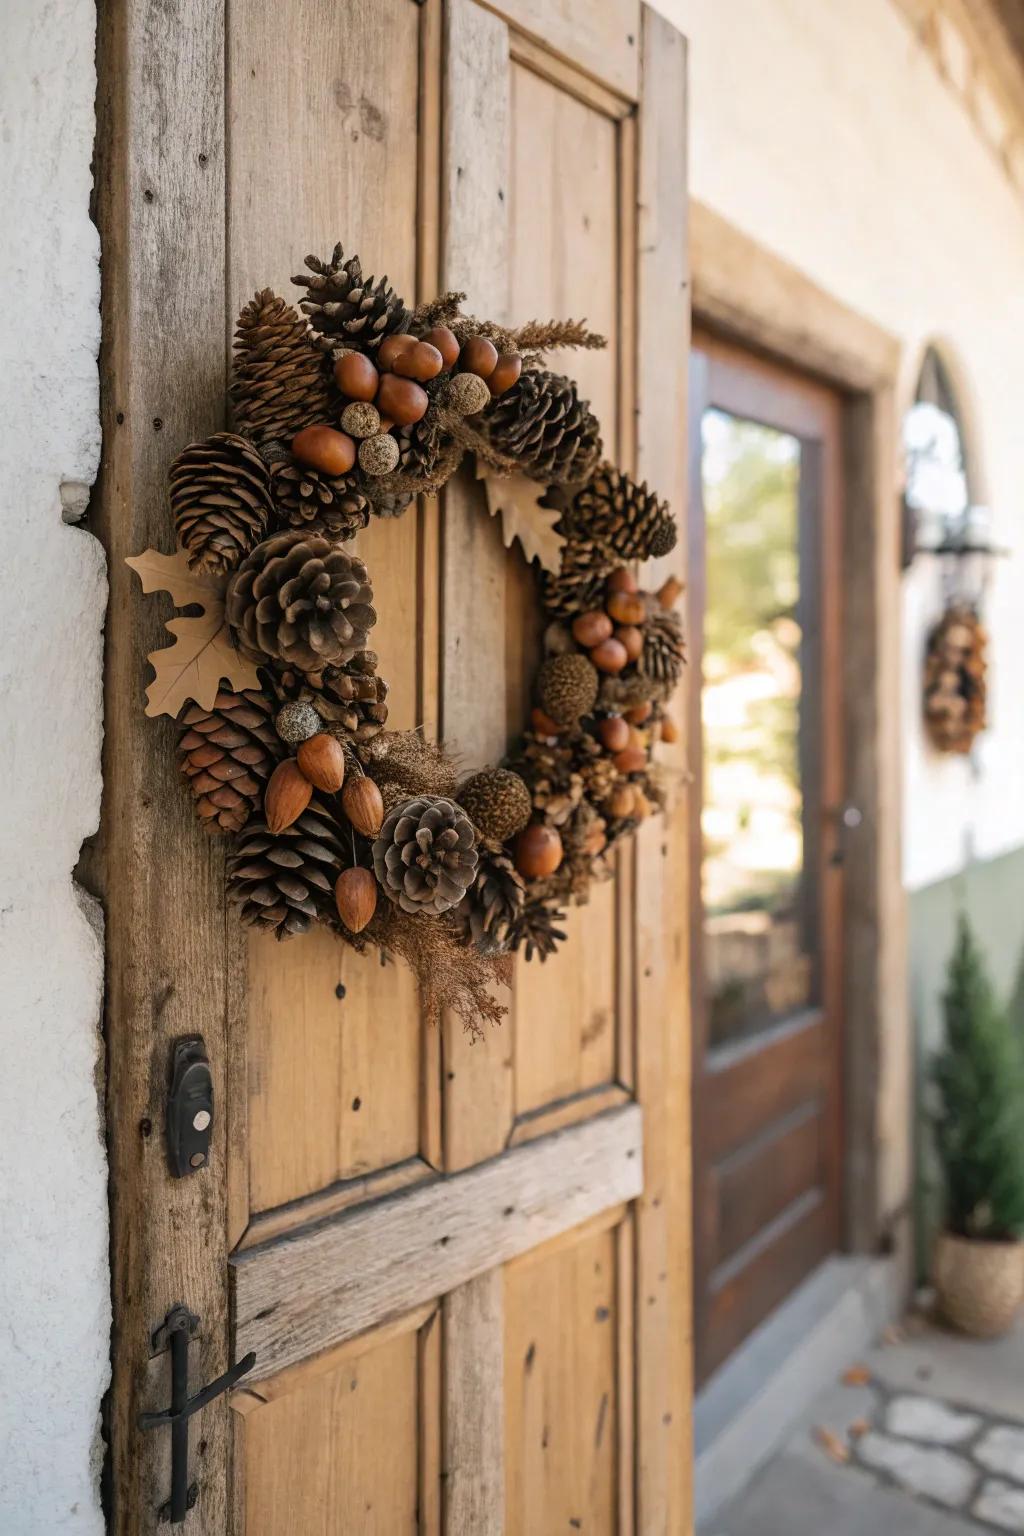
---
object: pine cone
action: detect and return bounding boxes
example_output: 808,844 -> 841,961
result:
177,687 -> 283,834
506,896 -> 567,962
540,538 -> 615,619
457,838 -> 526,954
372,795 -> 478,916
567,463 -> 677,561
293,245 -> 410,353
483,369 -> 602,488
226,792 -> 348,939
394,419 -> 445,480
270,459 -> 371,540
170,432 -> 273,577
226,531 -> 376,673
271,657 -> 390,743
639,609 -> 686,699
924,605 -> 987,753
367,488 -> 414,520
231,289 -> 333,444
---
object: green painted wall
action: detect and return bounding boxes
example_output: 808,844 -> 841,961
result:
910,844 -> 1024,1278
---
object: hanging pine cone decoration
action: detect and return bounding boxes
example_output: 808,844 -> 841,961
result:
270,459 -> 371,540
639,608 -> 686,699
506,897 -> 568,962
231,289 -> 333,444
226,792 -> 348,939
458,839 -> 526,954
483,369 -> 602,488
170,432 -> 273,577
177,687 -> 282,834
567,464 -> 677,561
226,531 -> 376,673
293,245 -> 410,353
372,796 -> 479,916
924,604 -> 987,754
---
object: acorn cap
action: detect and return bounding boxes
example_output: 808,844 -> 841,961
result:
457,769 -> 532,842
537,652 -> 599,726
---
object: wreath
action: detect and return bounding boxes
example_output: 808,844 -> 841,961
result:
923,603 -> 987,755
128,244 -> 685,1034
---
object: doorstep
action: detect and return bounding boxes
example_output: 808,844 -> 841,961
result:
694,1254 -> 904,1529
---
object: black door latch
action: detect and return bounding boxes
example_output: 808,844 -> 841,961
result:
138,1304 -> 256,1523
167,1036 -> 213,1177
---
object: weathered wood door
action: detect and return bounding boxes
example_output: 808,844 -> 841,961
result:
98,1 -> 691,1530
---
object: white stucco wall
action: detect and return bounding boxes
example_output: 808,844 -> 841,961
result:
0,3 -> 108,1533
653,0 -> 1024,893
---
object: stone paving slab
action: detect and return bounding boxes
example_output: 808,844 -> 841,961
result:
975,1479 -> 1024,1532
857,1429 -> 978,1507
887,1392 -> 982,1444
866,1319 -> 1024,1423
977,1427 -> 1024,1482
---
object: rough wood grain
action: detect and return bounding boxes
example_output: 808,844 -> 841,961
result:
94,1 -> 231,1529
634,11 -> 693,1534
233,1104 -> 643,1377
478,0 -> 641,101
442,1271 -> 505,1533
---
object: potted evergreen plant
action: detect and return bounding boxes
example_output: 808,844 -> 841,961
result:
931,914 -> 1024,1336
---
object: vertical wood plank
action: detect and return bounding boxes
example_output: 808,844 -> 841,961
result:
440,0 -> 516,1168
634,10 -> 693,1534
443,1270 -> 506,1533
94,0 -> 231,1529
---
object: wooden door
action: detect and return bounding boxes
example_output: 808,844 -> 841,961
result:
97,2 -> 692,1531
688,335 -> 845,1386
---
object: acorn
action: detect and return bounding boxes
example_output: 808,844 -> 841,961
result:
572,610 -> 614,648
607,567 -> 638,595
590,637 -> 628,674
394,341 -> 444,382
297,733 -> 346,793
421,325 -> 460,370
632,789 -> 653,821
460,335 -> 498,379
606,591 -> 647,626
335,866 -> 377,933
659,715 -> 680,744
627,726 -> 647,752
359,433 -> 401,476
625,701 -> 653,725
488,352 -> 523,396
598,715 -> 630,753
265,758 -> 313,834
537,653 -> 599,726
457,768 -> 532,841
616,625 -> 643,662
377,333 -> 417,369
291,424 -> 356,477
658,574 -> 685,609
340,401 -> 381,438
342,775 -> 385,838
514,823 -> 564,879
531,707 -> 564,737
613,747 -> 647,775
377,372 -> 429,426
606,784 -> 637,819
333,350 -> 380,401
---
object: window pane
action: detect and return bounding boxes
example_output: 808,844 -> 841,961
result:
701,409 -> 815,1047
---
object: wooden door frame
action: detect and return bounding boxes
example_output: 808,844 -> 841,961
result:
689,203 -> 909,1267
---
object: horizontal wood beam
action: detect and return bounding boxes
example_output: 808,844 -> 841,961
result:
232,1103 -> 643,1378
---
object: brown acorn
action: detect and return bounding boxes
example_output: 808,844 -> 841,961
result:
659,715 -> 680,744
613,747 -> 647,775
488,353 -> 523,397
607,567 -> 638,595
377,333 -> 417,369
514,823 -> 564,879
658,574 -> 685,609
460,335 -> 498,379
616,625 -> 643,662
625,701 -> 653,725
333,351 -> 380,401
598,715 -> 630,752
335,866 -> 377,933
297,733 -> 347,793
394,341 -> 444,381
291,424 -> 357,477
572,610 -> 614,648
342,775 -> 385,837
421,326 -> 460,369
377,372 -> 429,425
606,590 -> 647,626
530,707 -> 565,737
265,758 -> 313,833
632,789 -> 653,820
590,637 -> 629,674
607,783 -> 637,819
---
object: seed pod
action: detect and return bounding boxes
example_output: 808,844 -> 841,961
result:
394,341 -> 444,382
590,637 -> 629,674
340,401 -> 381,438
488,352 -> 523,396
607,567 -> 638,596
377,372 -> 429,426
342,776 -> 385,837
358,432 -> 401,476
606,591 -> 647,626
446,372 -> 490,416
291,425 -> 356,477
613,747 -> 647,776
377,333 -> 417,370
297,733 -> 347,793
460,335 -> 498,379
333,351 -> 380,402
265,758 -> 313,833
421,325 -> 460,369
514,823 -> 564,879
572,610 -> 614,648
335,866 -> 378,933
598,715 -> 630,752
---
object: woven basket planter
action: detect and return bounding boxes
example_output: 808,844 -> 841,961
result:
934,1231 -> 1024,1337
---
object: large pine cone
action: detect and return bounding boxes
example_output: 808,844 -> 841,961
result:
457,838 -> 525,954
567,464 -> 677,562
170,432 -> 272,577
270,459 -> 371,540
372,795 -> 478,916
540,540 -> 614,620
483,369 -> 601,488
226,531 -> 376,673
227,792 -> 348,939
639,609 -> 686,699
178,686 -> 283,834
293,245 -> 410,353
231,289 -> 333,443
273,654 -> 389,743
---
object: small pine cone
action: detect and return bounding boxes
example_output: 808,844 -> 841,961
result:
293,245 -> 410,353
372,795 -> 479,916
482,368 -> 602,488
540,538 -> 615,620
270,459 -> 371,540
170,432 -> 273,577
566,463 -> 677,562
505,896 -> 568,963
367,488 -> 414,520
457,838 -> 526,954
226,791 -> 348,939
177,687 -> 283,834
639,609 -> 686,699
394,418 -> 445,479
231,289 -> 333,444
271,658 -> 389,743
226,531 -> 376,673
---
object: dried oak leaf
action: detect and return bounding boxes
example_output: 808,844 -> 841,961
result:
477,461 -> 566,575
813,1426 -> 850,1464
125,547 -> 259,718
